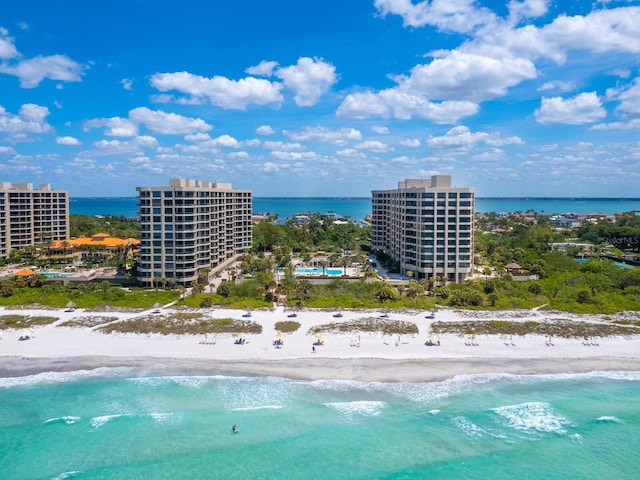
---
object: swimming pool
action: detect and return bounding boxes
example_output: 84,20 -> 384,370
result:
294,267 -> 343,276
43,272 -> 75,278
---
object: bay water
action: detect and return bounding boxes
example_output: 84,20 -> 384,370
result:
69,197 -> 640,220
1,368 -> 638,479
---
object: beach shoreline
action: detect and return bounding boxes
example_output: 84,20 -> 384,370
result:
2,355 -> 640,382
2,304 -> 639,382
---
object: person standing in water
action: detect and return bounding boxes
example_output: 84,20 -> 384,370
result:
232,424 -> 237,434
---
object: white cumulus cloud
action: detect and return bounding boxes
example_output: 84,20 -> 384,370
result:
246,60 -> 278,76
613,77 -> 640,115
0,103 -> 51,140
428,125 -> 524,148
121,78 -> 133,90
534,92 -> 606,124
150,71 -> 283,110
338,89 -> 479,123
537,80 -> 575,92
355,140 -> 394,152
337,91 -> 390,119
275,57 -> 337,106
374,0 -> 496,34
396,50 -> 537,102
256,125 -> 276,135
129,107 -> 212,135
0,145 -> 17,154
284,126 -> 362,145
400,138 -> 421,147
0,27 -> 19,59
210,134 -> 239,148
0,54 -> 85,88
263,141 -> 303,151
56,136 -> 81,146
85,108 -> 212,136
508,0 -> 549,24
83,117 -> 138,137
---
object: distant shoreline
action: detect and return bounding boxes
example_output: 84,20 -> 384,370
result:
70,196 -> 640,200
69,197 -> 640,218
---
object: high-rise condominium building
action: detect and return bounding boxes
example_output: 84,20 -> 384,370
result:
371,176 -> 474,283
136,178 -> 252,287
0,182 -> 69,258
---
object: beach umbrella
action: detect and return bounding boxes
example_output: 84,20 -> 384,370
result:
66,301 -> 76,309
14,268 -> 36,277
315,333 -> 325,341
276,332 -> 285,339
152,302 -> 162,309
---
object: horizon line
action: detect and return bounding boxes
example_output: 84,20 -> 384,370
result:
70,196 -> 640,200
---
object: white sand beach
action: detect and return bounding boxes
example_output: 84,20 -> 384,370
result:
2,305 -> 639,381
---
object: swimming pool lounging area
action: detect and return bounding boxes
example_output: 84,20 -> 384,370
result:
292,266 -> 362,277
294,267 -> 345,276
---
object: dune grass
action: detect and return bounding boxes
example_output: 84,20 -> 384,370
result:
431,319 -> 640,338
97,314 -> 263,336
309,318 -> 419,335
0,315 -> 58,330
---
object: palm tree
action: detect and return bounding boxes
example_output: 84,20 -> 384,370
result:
318,258 -> 328,276
60,240 -> 71,258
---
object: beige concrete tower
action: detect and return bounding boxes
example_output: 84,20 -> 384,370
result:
372,176 -> 474,283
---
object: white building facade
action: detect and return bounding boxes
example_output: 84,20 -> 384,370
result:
372,176 -> 474,283
0,182 -> 69,258
136,178 -> 252,287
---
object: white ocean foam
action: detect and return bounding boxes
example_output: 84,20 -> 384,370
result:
51,471 -> 82,479
596,416 -> 623,423
148,412 -> 173,423
43,416 -> 81,426
570,433 -> 583,444
451,416 -> 484,438
427,409 -> 441,415
232,405 -> 283,411
90,414 -> 128,430
219,376 -> 293,411
129,374 -> 213,389
310,371 -> 640,404
325,401 -> 386,419
492,402 -> 571,435
515,371 -> 640,383
0,367 -> 138,389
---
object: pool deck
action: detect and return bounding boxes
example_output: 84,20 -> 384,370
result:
293,267 -> 360,277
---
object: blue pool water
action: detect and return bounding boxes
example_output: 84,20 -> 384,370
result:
295,267 -> 343,275
44,272 -> 75,278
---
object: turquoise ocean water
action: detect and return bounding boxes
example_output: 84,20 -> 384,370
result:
1,368 -> 638,479
69,197 -> 640,220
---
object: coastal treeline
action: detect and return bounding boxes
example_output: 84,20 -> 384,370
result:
0,278 -> 177,308
574,212 -> 640,252
1,210 -> 640,315
70,214 -> 139,239
471,220 -> 640,313
251,215 -> 371,262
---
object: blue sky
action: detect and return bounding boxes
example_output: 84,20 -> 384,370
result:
1,0 -> 639,197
